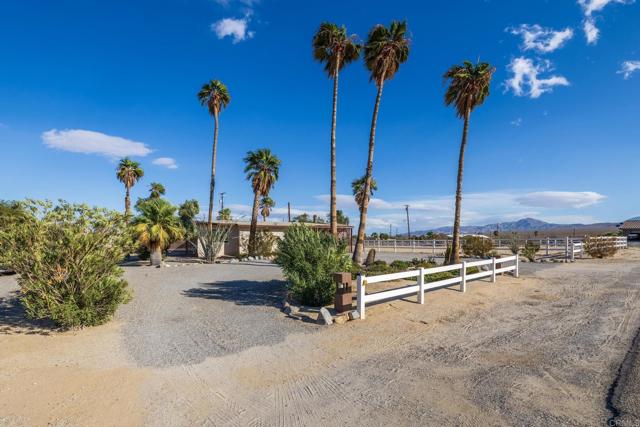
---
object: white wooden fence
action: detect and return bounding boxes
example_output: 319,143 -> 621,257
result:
356,255 -> 519,320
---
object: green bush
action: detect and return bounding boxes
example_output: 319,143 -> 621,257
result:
275,225 -> 351,306
521,241 -> 540,261
462,236 -> 493,258
0,200 -> 133,328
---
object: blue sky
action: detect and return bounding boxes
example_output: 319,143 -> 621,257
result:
1,0 -> 638,231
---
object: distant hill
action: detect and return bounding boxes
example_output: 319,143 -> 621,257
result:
412,217 -> 619,236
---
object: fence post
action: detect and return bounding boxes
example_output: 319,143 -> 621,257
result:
515,254 -> 520,278
356,275 -> 366,320
546,237 -> 550,256
565,237 -> 569,261
492,257 -> 497,283
460,261 -> 467,293
432,240 -> 436,255
394,240 -> 397,253
417,267 -> 425,304
571,243 -> 575,262
412,240 -> 415,253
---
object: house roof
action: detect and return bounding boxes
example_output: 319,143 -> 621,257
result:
619,218 -> 640,230
196,220 -> 352,229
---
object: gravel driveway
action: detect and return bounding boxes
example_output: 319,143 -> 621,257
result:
116,262 -> 316,367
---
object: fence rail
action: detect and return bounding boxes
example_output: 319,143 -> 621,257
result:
363,236 -> 628,256
356,255 -> 519,320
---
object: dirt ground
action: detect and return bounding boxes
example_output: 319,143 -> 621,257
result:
1,249 -> 640,426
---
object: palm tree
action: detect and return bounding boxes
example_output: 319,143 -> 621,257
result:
443,60 -> 495,264
336,209 -> 349,225
178,199 -> 200,255
352,21 -> 409,264
116,158 -> 144,217
243,149 -> 281,256
259,196 -> 275,222
198,80 -> 231,229
149,182 -> 166,199
312,23 -> 361,239
351,175 -> 378,212
217,208 -> 232,221
134,198 -> 183,266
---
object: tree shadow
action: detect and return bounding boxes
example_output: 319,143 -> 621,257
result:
182,280 -> 287,309
0,292 -> 56,335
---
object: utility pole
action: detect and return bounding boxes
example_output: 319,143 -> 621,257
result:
287,202 -> 291,222
219,192 -> 226,211
389,223 -> 392,237
405,205 -> 411,238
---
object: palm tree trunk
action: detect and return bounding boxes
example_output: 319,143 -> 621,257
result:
353,77 -> 386,264
248,190 -> 261,256
329,56 -> 340,239
449,108 -> 471,264
125,185 -> 131,217
207,112 -> 220,230
150,242 -> 162,266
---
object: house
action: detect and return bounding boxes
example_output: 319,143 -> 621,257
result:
171,220 -> 354,258
618,217 -> 640,240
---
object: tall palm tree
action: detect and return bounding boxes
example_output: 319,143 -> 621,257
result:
149,182 -> 166,199
116,158 -> 144,218
198,80 -> 231,229
243,149 -> 281,256
259,196 -> 275,221
351,175 -> 378,212
312,22 -> 361,239
443,60 -> 495,264
353,20 -> 410,264
134,198 -> 184,266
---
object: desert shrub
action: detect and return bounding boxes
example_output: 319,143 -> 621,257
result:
253,231 -> 279,257
411,257 -> 437,268
197,223 -> 231,262
0,200 -> 133,328
389,260 -> 411,270
462,236 -> 493,258
584,236 -> 618,258
275,225 -> 351,306
521,241 -> 540,262
508,235 -> 520,255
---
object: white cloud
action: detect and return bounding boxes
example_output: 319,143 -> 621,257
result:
516,191 -> 606,208
618,60 -> 640,79
211,16 -> 254,43
152,157 -> 178,169
578,0 -> 633,15
509,24 -> 574,53
505,57 -> 570,98
42,129 -> 152,158
510,118 -> 523,127
583,18 -> 600,44
578,0 -> 635,44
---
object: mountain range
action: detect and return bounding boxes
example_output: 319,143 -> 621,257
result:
414,218 -> 619,236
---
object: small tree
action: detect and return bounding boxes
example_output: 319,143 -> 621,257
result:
462,236 -> 493,258
0,200 -> 133,328
133,199 -> 183,266
217,208 -> 232,220
508,233 -> 520,255
521,241 -> 540,261
178,199 -> 200,255
276,225 -> 351,306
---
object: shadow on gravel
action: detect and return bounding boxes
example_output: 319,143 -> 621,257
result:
0,292 -> 55,335
182,280 -> 286,308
